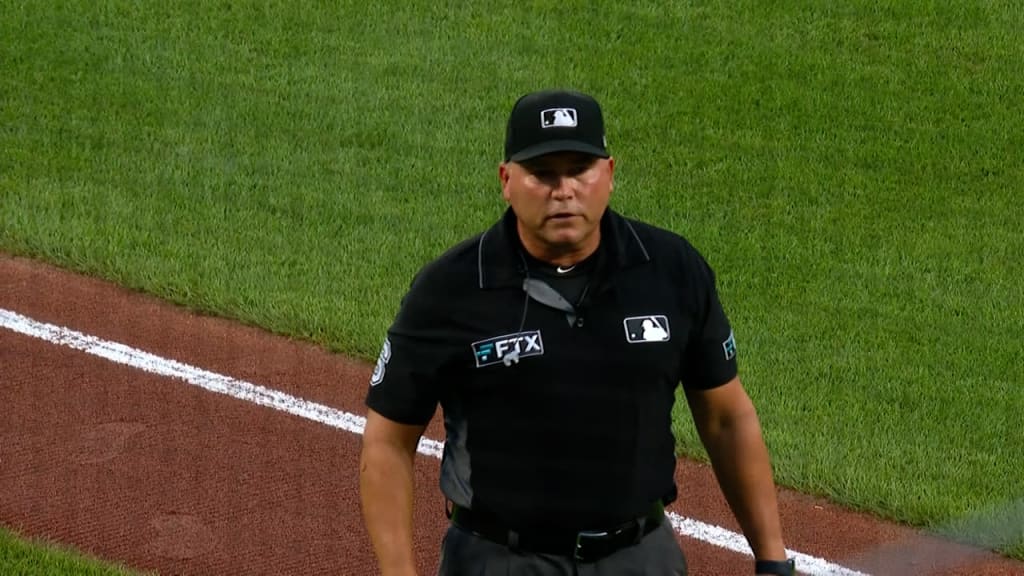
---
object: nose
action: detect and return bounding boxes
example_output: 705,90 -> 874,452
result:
550,174 -> 577,200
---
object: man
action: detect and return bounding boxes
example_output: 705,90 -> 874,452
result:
360,89 -> 795,576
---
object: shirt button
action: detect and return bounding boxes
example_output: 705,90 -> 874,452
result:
576,317 -> 585,327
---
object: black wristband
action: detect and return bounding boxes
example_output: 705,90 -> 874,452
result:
755,558 -> 795,575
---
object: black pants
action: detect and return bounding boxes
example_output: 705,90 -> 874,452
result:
437,521 -> 688,576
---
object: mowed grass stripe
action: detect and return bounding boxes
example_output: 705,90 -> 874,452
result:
2,0 -> 1022,569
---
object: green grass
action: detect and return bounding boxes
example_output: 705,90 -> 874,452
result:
2,0 -> 1022,567
0,527 -> 141,575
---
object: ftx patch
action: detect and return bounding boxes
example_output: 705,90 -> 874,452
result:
472,330 -> 544,367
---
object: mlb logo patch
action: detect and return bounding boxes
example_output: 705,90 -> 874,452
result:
623,316 -> 670,343
541,108 -> 577,128
472,330 -> 544,367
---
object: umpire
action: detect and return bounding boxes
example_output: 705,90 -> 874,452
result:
360,89 -> 795,576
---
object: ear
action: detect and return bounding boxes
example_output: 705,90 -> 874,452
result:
607,157 -> 616,194
498,162 -> 512,203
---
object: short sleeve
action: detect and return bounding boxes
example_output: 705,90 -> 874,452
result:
365,279 -> 452,425
681,255 -> 738,390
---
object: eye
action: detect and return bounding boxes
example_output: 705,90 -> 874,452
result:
569,164 -> 590,176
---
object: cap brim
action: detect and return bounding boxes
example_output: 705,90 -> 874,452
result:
508,140 -> 609,162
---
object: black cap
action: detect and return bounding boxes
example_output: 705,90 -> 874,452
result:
504,89 -> 609,162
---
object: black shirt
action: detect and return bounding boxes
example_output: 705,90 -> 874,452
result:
366,207 -> 738,531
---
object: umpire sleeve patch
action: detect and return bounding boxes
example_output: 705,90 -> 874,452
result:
722,331 -> 737,361
370,338 -> 392,386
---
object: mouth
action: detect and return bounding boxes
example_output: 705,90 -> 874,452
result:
547,212 -> 578,221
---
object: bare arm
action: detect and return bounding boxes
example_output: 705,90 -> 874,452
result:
359,408 -> 428,576
685,377 -> 788,565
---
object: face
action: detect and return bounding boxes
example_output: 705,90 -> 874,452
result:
499,152 -> 615,262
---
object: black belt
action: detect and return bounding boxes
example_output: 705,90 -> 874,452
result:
448,502 -> 665,563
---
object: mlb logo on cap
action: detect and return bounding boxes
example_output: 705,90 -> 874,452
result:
541,108 -> 578,128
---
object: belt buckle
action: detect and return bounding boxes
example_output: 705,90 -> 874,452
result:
574,530 -> 610,562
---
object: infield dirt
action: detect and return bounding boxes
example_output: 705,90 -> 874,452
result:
1,254 -> 1020,575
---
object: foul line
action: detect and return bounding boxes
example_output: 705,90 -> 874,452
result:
0,307 -> 867,576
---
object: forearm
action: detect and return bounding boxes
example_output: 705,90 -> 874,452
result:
701,410 -> 787,561
359,441 -> 418,576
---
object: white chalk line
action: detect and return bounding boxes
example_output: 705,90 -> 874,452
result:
0,307 -> 866,576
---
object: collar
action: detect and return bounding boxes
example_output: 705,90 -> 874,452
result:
477,207 -> 651,290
